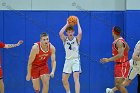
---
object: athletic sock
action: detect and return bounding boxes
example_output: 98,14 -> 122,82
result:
67,90 -> 71,93
35,90 -> 39,93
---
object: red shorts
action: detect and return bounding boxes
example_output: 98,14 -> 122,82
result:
114,62 -> 130,78
0,67 -> 3,78
31,65 -> 49,79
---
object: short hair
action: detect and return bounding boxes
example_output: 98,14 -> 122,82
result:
66,26 -> 74,32
40,32 -> 48,39
113,26 -> 121,34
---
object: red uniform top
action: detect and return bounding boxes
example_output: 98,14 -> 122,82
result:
0,42 -> 5,48
112,37 -> 129,63
32,42 -> 51,67
0,42 -> 5,66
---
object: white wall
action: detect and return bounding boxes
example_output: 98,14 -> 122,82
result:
0,0 -> 31,10
0,0 -> 126,11
32,0 -> 125,11
127,0 -> 140,10
1,0 -> 140,11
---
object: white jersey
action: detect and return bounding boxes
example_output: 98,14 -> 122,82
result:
130,40 -> 140,67
64,36 -> 80,60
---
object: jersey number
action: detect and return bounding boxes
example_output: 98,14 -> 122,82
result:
40,57 -> 46,60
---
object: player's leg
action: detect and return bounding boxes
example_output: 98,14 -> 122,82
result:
62,60 -> 72,93
40,74 -> 50,93
124,66 -> 138,87
39,65 -> 50,93
107,63 -> 132,93
0,79 -> 4,93
106,78 -> 125,93
114,62 -> 131,93
115,78 -> 128,93
62,73 -> 70,93
106,86 -> 118,93
107,79 -> 131,93
31,68 -> 40,93
0,68 -> 4,93
32,78 -> 40,93
73,72 -> 80,93
114,65 -> 137,93
72,59 -> 81,93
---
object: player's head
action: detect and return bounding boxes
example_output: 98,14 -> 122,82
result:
66,26 -> 74,37
112,26 -> 121,36
40,32 -> 49,45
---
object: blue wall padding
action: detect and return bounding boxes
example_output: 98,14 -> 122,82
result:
0,10 -> 137,93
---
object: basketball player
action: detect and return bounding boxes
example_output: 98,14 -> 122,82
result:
100,26 -> 130,93
26,32 -> 56,93
127,40 -> 140,93
0,40 -> 23,93
105,40 -> 140,93
59,17 -> 82,93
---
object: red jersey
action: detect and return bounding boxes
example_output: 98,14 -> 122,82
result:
0,42 -> 4,66
0,42 -> 5,48
112,37 -> 129,63
32,42 -> 51,67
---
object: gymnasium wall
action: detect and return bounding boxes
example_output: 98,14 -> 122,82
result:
0,0 -> 139,93
127,0 -> 140,10
0,0 -> 125,11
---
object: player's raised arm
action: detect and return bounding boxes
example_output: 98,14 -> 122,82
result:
132,44 -> 140,61
4,40 -> 23,48
76,18 -> 82,44
50,44 -> 56,78
59,21 -> 69,42
26,44 -> 38,81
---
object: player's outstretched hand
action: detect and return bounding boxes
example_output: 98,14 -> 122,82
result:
17,40 -> 24,46
50,72 -> 54,78
100,58 -> 109,63
66,19 -> 70,26
26,74 -> 31,81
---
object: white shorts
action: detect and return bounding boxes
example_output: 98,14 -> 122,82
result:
128,59 -> 140,80
63,59 -> 81,74
128,66 -> 140,80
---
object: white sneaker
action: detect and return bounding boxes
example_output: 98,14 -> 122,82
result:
67,90 -> 71,93
106,88 -> 113,93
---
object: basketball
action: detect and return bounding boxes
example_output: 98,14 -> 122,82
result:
67,16 -> 77,26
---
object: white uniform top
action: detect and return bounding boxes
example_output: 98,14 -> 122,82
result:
130,40 -> 140,67
64,36 -> 80,60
